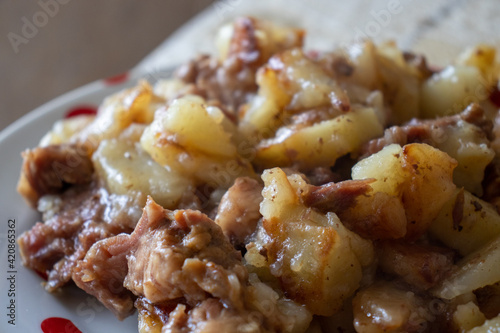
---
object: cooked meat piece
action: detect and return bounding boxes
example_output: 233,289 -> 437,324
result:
215,177 -> 263,246
17,144 -> 94,207
72,232 -> 134,320
303,166 -> 341,186
75,198 -> 312,332
361,103 -> 492,158
475,282 -> 500,319
378,241 -> 455,290
73,198 -> 247,319
303,179 -> 408,240
18,181 -> 141,292
304,179 -> 373,213
138,298 -> 265,333
176,17 -> 303,113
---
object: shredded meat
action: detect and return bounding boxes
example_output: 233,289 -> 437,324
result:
361,103 -> 493,158
214,177 -> 263,246
17,144 -> 94,207
378,241 -> 455,290
18,181 -> 141,292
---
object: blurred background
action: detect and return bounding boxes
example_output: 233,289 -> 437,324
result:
2,0 -> 499,132
0,1 -> 212,131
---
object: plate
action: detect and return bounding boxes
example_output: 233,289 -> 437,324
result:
0,68 -> 174,333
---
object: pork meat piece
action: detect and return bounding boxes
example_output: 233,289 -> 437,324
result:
73,197 -> 247,319
18,182 -> 141,291
214,177 -> 263,246
17,143 -> 94,208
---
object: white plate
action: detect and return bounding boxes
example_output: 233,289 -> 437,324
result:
0,69 -> 173,333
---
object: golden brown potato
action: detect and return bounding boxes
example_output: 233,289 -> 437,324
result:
76,81 -> 163,151
246,167 -> 374,316
353,143 -> 457,239
254,106 -> 383,169
141,95 -> 255,188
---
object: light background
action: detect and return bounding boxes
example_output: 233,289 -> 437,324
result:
0,1 -> 211,131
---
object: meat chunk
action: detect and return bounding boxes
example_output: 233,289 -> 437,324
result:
17,144 -> 94,207
73,198 -> 246,319
303,179 -> 373,214
214,177 -> 263,246
378,241 -> 455,290
303,179 -> 408,240
74,198 -> 312,332
361,103 -> 493,158
18,182 -> 141,292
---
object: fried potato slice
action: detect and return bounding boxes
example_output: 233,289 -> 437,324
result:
246,167 -> 374,316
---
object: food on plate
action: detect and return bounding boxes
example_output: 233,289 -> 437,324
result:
16,16 -> 500,332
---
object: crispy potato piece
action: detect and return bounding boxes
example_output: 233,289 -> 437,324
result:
76,81 -> 163,151
353,143 -> 457,239
254,106 -> 383,169
239,48 -> 351,140
39,116 -> 95,147
343,41 -> 424,124
246,167 -> 374,316
141,95 -> 255,187
430,189 -> 500,256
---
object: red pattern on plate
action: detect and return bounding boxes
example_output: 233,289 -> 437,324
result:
490,85 -> 500,108
64,106 -> 98,119
104,72 -> 129,85
41,317 -> 82,333
35,269 -> 48,281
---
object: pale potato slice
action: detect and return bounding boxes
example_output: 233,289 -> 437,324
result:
456,44 -> 497,79
433,235 -> 500,300
39,115 -> 95,147
452,302 -> 486,333
468,315 -> 500,333
93,138 -> 192,209
435,118 -> 494,196
430,189 -> 500,256
421,65 -> 488,118
239,48 -> 350,140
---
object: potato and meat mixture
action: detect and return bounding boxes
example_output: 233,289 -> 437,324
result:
16,16 -> 500,332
